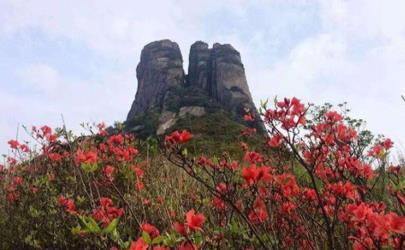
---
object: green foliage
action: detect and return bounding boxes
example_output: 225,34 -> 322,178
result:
1,99 -> 404,250
124,109 -> 160,137
81,162 -> 98,172
164,85 -> 221,113
169,110 -> 262,157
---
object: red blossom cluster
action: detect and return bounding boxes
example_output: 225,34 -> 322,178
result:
98,133 -> 139,162
184,209 -> 205,231
6,175 -> 23,202
8,139 -> 30,153
1,97 -> 404,249
127,209 -> 205,250
58,195 -> 77,215
32,125 -> 58,143
104,165 -> 115,182
368,138 -> 394,157
264,97 -> 306,129
75,148 -> 98,165
165,130 -> 193,144
131,162 -> 146,191
164,97 -> 405,250
92,197 -> 124,227
341,202 -> 405,249
141,223 -> 160,239
172,209 -> 206,235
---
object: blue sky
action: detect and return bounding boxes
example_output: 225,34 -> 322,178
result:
1,0 -> 405,157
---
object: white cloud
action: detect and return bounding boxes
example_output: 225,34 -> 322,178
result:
0,0 -> 244,59
249,0 -> 405,151
0,62 -> 137,153
18,63 -> 62,96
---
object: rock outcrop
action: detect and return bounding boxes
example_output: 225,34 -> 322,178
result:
187,41 -> 210,91
188,42 -> 256,115
126,40 -> 184,120
126,39 -> 263,136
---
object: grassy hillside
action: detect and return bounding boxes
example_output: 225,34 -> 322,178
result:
1,98 -> 404,250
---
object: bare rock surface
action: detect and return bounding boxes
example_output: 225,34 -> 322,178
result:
127,39 -> 184,121
179,106 -> 206,118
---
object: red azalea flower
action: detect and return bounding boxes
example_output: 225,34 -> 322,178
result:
100,197 -> 113,207
244,151 -> 263,164
108,134 -> 125,145
75,149 -> 98,165
135,181 -> 144,191
383,138 -> 394,149
8,140 -> 19,149
281,202 -> 296,214
178,242 -> 198,250
267,134 -> 282,147
134,167 -> 144,178
242,164 -> 259,185
178,130 -> 193,143
216,183 -> 227,193
103,165 -> 114,182
197,156 -> 213,167
48,153 -> 62,161
129,238 -> 148,250
185,209 -> 205,231
165,130 -> 193,144
302,188 -> 317,201
165,130 -> 180,144
325,111 -> 343,122
13,176 -> 23,185
58,195 -> 77,215
40,125 -> 52,135
19,144 -> 29,152
212,197 -> 226,210
248,208 -> 268,223
65,199 -> 77,215
387,212 -> 405,234
368,144 -> 386,157
173,222 -> 186,235
257,166 -> 272,182
40,125 -> 57,142
104,165 -> 114,175
141,223 -> 160,239
58,195 -> 66,206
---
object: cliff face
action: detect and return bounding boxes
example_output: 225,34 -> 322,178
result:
126,39 -> 263,136
126,40 -> 184,120
187,42 -> 256,115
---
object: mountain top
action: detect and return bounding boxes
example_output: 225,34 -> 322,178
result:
125,40 -> 264,147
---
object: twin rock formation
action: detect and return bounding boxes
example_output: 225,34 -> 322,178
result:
126,39 -> 262,136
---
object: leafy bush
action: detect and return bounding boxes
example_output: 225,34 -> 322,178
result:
0,97 -> 404,250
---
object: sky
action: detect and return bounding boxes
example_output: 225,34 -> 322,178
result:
0,0 -> 405,156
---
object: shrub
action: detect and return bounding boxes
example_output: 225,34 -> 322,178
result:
0,97 -> 404,250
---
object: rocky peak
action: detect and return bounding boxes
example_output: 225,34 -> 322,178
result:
209,43 -> 254,114
126,39 -> 263,136
187,41 -> 210,91
126,39 -> 184,120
